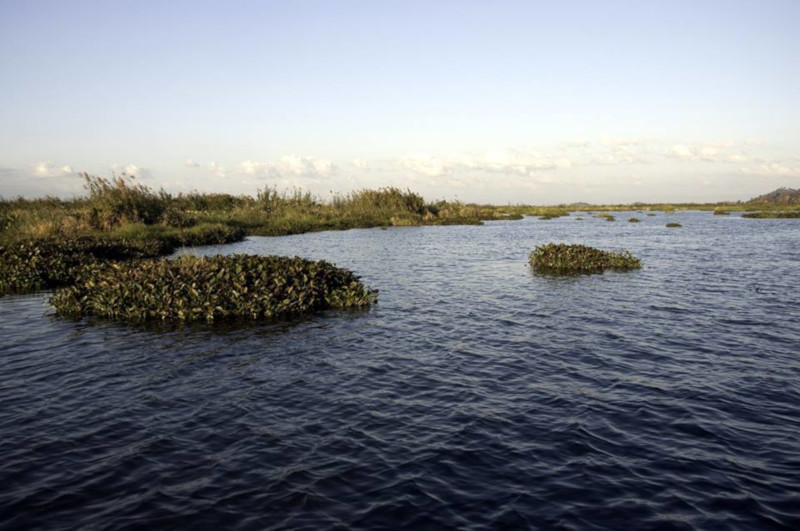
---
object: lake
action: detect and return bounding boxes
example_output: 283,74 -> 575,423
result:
1,211 -> 799,529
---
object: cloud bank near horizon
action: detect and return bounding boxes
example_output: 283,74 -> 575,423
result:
3,137 -> 797,204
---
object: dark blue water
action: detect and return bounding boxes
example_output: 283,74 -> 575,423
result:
2,212 -> 799,530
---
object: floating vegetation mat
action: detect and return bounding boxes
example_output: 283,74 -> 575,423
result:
529,243 -> 641,275
666,223 -> 683,227
51,254 -> 377,323
0,237 -> 168,296
595,213 -> 616,221
628,217 -> 640,223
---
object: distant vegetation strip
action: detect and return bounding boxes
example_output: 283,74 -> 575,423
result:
529,243 -> 641,275
741,211 -> 800,219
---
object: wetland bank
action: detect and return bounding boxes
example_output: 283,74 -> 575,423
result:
1,181 -> 800,529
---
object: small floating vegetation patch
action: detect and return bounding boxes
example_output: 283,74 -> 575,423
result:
628,217 -> 640,223
666,223 -> 683,228
713,209 -> 731,215
51,254 -> 377,323
529,243 -> 641,275
741,211 -> 800,219
595,213 -> 616,221
647,213 -> 656,217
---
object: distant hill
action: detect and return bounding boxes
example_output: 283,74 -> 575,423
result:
748,187 -> 800,205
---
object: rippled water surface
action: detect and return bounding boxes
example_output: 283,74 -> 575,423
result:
2,212 -> 800,530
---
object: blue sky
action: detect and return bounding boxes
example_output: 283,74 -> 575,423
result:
1,0 -> 799,203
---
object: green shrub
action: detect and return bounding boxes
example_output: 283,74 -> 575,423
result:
529,243 -> 641,274
51,254 -> 377,322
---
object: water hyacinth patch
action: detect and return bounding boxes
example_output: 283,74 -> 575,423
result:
51,254 -> 377,323
529,243 -> 641,275
666,223 -> 683,228
0,237 -> 168,296
628,218 -> 640,222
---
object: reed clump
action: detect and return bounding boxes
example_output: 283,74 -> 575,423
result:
51,254 -> 377,323
529,243 -> 641,275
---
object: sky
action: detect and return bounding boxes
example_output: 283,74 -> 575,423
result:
1,0 -> 799,204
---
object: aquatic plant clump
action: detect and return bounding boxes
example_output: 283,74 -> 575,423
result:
0,237 -> 168,296
51,254 -> 378,322
529,243 -> 641,275
666,223 -> 683,227
628,218 -> 640,222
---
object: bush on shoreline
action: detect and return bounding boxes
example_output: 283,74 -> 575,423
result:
51,254 -> 377,323
529,243 -> 641,274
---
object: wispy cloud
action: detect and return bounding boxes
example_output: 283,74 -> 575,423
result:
207,162 -> 227,178
185,159 -> 199,167
740,162 -> 800,177
237,156 -> 337,179
31,161 -> 77,177
351,158 -> 370,170
663,143 -> 750,163
110,163 -> 152,179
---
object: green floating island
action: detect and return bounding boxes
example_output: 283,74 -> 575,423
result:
628,217 -> 640,223
666,222 -> 683,227
595,213 -> 616,221
529,243 -> 641,275
51,254 -> 377,323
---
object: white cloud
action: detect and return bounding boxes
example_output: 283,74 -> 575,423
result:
392,150 -> 572,179
665,144 -> 695,159
237,156 -> 337,179
664,143 -> 748,163
185,159 -> 199,167
207,162 -> 227,178
396,154 -> 453,177
565,138 -> 590,148
599,137 -> 650,147
31,161 -> 77,177
351,158 -> 370,170
740,162 -> 800,177
110,163 -> 152,179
